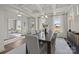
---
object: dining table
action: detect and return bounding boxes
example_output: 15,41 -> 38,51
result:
26,30 -> 57,54
36,31 -> 57,54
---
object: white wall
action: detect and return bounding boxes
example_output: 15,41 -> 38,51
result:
0,9 -> 8,52
67,5 -> 79,32
60,14 -> 68,38
27,18 -> 36,33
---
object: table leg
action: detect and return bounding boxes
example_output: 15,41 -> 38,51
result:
47,42 -> 51,54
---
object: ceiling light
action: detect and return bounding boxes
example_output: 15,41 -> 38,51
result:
41,16 -> 44,18
45,15 -> 48,18
17,14 -> 22,17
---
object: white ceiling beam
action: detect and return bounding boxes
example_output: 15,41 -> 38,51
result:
52,4 -> 56,11
51,4 -> 56,15
52,5 -> 72,15
36,4 -> 44,15
65,5 -> 73,14
7,5 -> 35,17
21,5 -> 33,13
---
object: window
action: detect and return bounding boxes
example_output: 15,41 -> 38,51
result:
8,19 -> 16,33
16,20 -> 22,33
53,16 -> 63,33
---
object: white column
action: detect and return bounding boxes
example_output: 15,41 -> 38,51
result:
63,14 -> 68,38
21,17 -> 28,35
35,17 -> 39,31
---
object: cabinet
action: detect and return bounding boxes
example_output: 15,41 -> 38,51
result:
67,31 -> 79,50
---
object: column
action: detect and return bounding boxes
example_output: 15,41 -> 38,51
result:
35,17 -> 39,31
21,17 -> 28,35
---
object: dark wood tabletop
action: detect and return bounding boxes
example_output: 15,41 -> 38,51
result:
37,31 -> 57,54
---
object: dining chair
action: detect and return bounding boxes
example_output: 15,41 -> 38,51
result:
51,33 -> 57,54
26,35 -> 47,54
48,29 -> 53,39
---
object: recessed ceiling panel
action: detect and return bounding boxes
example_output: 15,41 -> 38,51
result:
56,4 -> 71,8
40,4 -> 53,11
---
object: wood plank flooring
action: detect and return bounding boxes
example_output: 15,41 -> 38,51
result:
0,37 -> 73,54
0,37 -> 26,54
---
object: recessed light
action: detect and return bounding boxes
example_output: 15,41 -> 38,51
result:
17,14 -> 22,17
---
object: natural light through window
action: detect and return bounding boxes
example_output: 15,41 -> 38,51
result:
16,20 -> 22,33
53,16 -> 63,33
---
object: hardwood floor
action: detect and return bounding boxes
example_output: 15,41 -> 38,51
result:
0,37 -> 26,54
0,37 -> 73,54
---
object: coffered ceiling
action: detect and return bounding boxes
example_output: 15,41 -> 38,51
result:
1,4 -> 72,18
